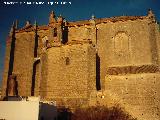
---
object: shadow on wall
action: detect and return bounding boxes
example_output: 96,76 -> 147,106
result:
57,107 -> 72,120
62,25 -> 68,44
8,32 -> 15,77
96,54 -> 101,90
31,60 -> 40,96
71,105 -> 137,120
39,105 -> 136,120
158,22 -> 160,31
34,28 -> 39,57
39,103 -> 73,120
6,30 -> 16,96
39,103 -> 57,120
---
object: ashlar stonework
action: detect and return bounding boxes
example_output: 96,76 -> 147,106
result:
2,10 -> 160,120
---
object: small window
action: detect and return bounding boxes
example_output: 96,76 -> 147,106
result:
45,40 -> 48,47
65,57 -> 70,65
53,28 -> 57,37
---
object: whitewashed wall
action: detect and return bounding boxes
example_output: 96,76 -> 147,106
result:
0,101 -> 39,120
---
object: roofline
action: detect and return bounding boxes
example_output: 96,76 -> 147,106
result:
15,15 -> 151,33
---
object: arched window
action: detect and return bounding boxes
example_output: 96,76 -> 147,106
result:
114,32 -> 129,54
65,57 -> 70,65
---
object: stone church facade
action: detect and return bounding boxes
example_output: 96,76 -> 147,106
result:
2,10 -> 160,119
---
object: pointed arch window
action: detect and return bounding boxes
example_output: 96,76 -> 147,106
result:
114,32 -> 129,53
65,57 -> 70,65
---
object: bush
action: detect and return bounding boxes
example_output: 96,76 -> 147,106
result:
57,105 -> 137,120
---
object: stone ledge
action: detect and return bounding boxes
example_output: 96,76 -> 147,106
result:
106,64 -> 159,75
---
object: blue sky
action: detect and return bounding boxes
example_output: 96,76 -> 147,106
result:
0,0 -> 160,86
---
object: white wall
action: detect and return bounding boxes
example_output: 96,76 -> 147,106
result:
0,101 -> 39,120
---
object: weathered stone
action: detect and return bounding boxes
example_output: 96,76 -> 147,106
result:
2,10 -> 160,120
7,75 -> 17,96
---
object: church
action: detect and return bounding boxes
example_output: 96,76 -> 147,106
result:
2,9 -> 160,119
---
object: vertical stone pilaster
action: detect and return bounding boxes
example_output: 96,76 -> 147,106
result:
2,41 -> 12,97
90,16 -> 97,46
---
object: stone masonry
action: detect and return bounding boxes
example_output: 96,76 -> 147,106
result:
2,9 -> 160,119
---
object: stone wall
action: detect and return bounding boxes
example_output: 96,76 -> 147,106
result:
39,52 -> 48,98
0,88 -> 2,99
154,23 -> 160,65
12,32 -> 35,96
96,18 -> 158,89
67,24 -> 97,45
94,17 -> 160,120
2,11 -> 160,119
2,28 -> 50,97
41,43 -> 96,106
104,73 -> 160,120
2,32 -> 35,97
2,37 -> 12,97
68,26 -> 91,42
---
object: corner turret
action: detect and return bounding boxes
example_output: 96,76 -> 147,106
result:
147,9 -> 156,22
15,20 -> 18,29
89,14 -> 97,45
25,21 -> 31,27
57,14 -> 63,23
91,14 -> 95,20
49,11 -> 56,25
9,21 -> 15,36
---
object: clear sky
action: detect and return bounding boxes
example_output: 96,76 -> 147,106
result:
0,0 -> 160,86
